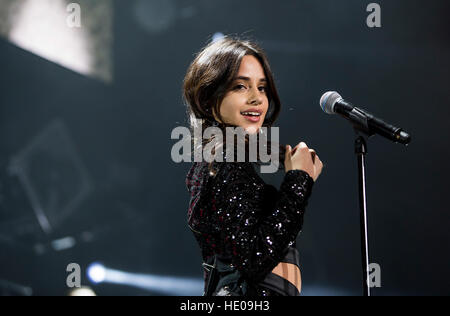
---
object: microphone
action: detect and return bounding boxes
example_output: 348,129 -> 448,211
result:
320,91 -> 411,145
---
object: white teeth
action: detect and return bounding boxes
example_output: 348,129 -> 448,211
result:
241,112 -> 261,116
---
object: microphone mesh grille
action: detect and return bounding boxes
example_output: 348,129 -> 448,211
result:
320,91 -> 341,114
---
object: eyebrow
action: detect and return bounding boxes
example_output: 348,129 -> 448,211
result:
233,76 -> 267,83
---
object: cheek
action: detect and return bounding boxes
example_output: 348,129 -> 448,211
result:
262,98 -> 270,116
220,95 -> 242,118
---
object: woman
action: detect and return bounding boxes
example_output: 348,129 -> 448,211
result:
184,36 -> 323,296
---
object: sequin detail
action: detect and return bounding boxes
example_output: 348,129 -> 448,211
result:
186,161 -> 314,296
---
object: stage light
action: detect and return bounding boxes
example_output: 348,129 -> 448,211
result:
68,287 -> 96,296
86,262 -> 203,296
87,263 -> 106,284
0,0 -> 113,82
8,0 -> 92,76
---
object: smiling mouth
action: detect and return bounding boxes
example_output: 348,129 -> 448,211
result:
240,111 -> 262,117
241,112 -> 262,123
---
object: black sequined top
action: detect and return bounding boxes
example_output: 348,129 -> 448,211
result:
186,161 -> 315,296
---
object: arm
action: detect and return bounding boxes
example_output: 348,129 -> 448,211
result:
216,162 -> 314,283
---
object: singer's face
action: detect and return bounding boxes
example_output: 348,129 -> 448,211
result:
214,55 -> 269,134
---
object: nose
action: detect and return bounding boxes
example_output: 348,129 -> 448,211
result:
247,86 -> 263,105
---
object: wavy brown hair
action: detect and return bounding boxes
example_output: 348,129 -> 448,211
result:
183,36 -> 285,175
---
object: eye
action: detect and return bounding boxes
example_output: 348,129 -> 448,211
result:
234,84 -> 246,90
259,86 -> 268,92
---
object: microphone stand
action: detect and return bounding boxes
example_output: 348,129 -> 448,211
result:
326,95 -> 411,296
350,107 -> 374,297
355,130 -> 371,297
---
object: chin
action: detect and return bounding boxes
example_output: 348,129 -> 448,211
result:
244,125 -> 261,134
234,116 -> 265,134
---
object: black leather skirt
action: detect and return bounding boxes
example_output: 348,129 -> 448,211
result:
256,247 -> 301,296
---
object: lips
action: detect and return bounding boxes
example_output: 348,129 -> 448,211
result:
243,115 -> 261,123
240,109 -> 263,123
241,109 -> 262,123
240,109 -> 263,115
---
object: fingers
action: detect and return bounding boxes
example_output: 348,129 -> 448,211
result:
285,145 -> 292,163
285,145 -> 292,156
292,142 -> 308,155
309,149 -> 316,163
315,156 -> 323,168
285,142 -> 324,180
296,143 -> 323,166
290,142 -> 323,166
292,142 -> 312,157
314,155 -> 324,177
291,142 -> 305,153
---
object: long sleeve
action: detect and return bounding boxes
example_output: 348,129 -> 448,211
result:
214,162 -> 315,283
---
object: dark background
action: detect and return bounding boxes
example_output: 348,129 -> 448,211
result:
0,0 -> 449,296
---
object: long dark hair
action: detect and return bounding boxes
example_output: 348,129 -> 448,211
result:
183,35 -> 286,176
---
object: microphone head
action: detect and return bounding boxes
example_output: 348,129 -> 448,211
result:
320,91 -> 342,114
